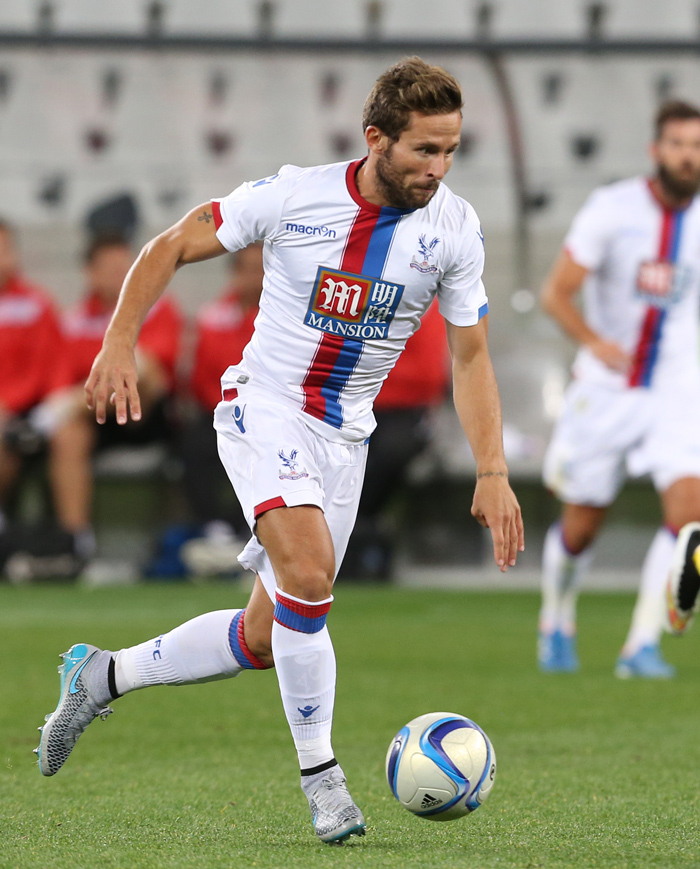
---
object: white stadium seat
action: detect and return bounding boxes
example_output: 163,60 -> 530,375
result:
53,0 -> 146,35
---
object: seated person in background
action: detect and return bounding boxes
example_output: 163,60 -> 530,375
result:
178,242 -> 263,575
44,233 -> 182,565
0,220 -> 64,544
340,298 -> 450,580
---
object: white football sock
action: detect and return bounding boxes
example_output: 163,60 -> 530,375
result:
540,523 -> 594,635
114,609 -> 247,694
272,590 -> 336,772
622,527 -> 675,654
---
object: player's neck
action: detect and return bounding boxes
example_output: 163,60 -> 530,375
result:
355,158 -> 390,208
649,176 -> 693,212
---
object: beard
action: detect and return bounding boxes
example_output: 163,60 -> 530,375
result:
657,161 -> 700,201
374,147 -> 439,210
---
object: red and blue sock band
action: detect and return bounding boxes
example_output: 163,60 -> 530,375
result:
228,610 -> 270,670
274,590 -> 333,634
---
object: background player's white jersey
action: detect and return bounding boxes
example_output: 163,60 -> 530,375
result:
565,176 -> 700,391
213,159 -> 488,444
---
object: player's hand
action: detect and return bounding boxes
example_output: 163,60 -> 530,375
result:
471,473 -> 525,572
85,338 -> 141,425
586,338 -> 631,374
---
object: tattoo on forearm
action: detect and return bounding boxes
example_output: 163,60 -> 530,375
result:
198,211 -> 213,223
477,471 -> 508,480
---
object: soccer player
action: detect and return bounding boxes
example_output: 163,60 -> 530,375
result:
538,100 -> 700,678
36,58 -> 524,844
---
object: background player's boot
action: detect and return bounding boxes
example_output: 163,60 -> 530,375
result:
301,765 -> 366,844
614,644 -> 675,679
666,522 -> 700,635
557,633 -> 579,672
35,643 -> 115,776
538,629 -> 578,672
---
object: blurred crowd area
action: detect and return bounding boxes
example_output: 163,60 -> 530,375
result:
2,0 -> 694,581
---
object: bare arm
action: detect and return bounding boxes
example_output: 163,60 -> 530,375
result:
542,249 -> 630,373
446,317 -> 524,571
85,203 -> 226,424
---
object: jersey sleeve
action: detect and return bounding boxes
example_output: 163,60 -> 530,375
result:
213,166 -> 292,252
437,207 -> 489,327
564,188 -> 614,271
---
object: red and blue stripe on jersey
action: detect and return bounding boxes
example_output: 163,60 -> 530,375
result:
301,161 -> 409,428
629,205 -> 685,387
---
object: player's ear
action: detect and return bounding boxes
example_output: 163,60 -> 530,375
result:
365,125 -> 391,155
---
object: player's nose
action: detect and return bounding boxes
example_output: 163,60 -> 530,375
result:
426,154 -> 448,180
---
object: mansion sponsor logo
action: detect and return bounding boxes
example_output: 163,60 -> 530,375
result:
635,260 -> 694,308
304,266 -> 404,340
286,222 -> 337,238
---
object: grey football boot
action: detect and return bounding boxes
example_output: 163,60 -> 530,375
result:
36,643 -> 116,776
301,765 -> 366,844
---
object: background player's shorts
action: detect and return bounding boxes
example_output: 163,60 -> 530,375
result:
543,378 -> 700,507
214,388 -> 367,602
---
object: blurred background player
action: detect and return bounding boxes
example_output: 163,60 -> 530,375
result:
44,233 -> 182,567
341,298 -> 449,580
0,220 -> 64,568
539,100 -> 700,678
178,242 -> 263,576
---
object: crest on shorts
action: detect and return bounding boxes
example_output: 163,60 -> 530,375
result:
278,449 -> 309,481
409,234 -> 440,273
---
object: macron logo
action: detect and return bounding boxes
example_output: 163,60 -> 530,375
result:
286,222 -> 336,239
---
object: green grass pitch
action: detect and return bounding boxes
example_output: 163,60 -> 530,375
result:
1,583 -> 698,869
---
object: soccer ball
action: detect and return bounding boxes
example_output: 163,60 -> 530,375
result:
385,711 -> 497,821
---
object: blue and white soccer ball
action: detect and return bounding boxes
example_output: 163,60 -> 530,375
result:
385,712 -> 497,821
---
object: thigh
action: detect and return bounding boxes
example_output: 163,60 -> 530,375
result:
543,381 -> 645,507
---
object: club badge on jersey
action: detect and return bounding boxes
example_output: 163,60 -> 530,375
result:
304,266 -> 404,340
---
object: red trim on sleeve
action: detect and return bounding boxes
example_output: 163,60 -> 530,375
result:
254,496 -> 287,519
212,200 -> 223,230
222,387 -> 238,402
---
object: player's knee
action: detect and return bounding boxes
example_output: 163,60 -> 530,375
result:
278,563 -> 334,602
562,527 -> 596,555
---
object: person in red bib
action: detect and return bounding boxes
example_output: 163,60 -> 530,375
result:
0,220 -> 64,535
45,233 -> 182,563
341,298 -> 449,579
178,243 -> 263,574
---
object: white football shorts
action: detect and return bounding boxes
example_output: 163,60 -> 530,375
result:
214,386 -> 368,602
543,377 -> 700,506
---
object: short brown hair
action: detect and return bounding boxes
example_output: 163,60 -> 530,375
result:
655,99 -> 700,140
362,57 -> 463,141
84,231 -> 130,265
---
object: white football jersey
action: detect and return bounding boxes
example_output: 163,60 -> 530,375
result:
213,159 -> 488,444
565,176 -> 700,390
